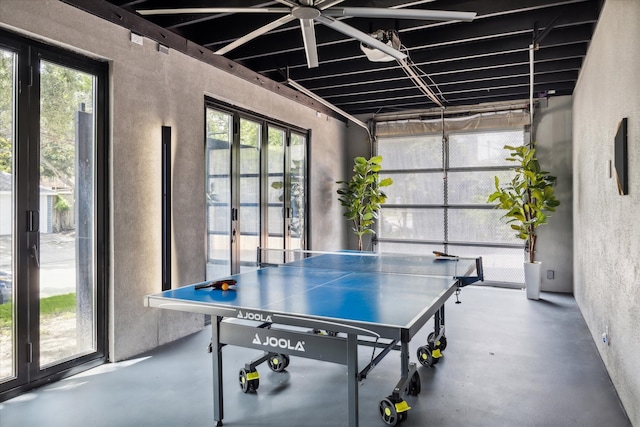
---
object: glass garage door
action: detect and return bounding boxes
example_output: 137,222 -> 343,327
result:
377,130 -> 526,285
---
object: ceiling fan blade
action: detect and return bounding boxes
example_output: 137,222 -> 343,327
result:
137,8 -> 291,16
316,0 -> 347,10
323,8 -> 476,22
300,19 -> 319,68
216,14 -> 297,56
315,15 -> 407,61
274,0 -> 299,6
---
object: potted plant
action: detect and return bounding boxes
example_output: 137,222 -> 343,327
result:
487,144 -> 560,299
337,156 -> 393,251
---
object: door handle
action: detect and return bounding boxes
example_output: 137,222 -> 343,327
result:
29,243 -> 40,268
231,207 -> 238,243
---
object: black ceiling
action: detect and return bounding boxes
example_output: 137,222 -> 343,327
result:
80,0 -> 603,116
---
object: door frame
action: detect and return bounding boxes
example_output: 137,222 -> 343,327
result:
0,28 -> 109,402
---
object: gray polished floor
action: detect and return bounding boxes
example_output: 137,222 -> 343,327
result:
0,286 -> 631,426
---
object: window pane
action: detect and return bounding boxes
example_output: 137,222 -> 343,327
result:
0,48 -> 15,380
378,135 -> 442,169
448,170 -> 515,205
379,208 -> 444,241
381,172 -> 443,205
290,132 -> 306,252
449,131 -> 525,168
447,208 -> 522,245
239,119 -> 261,272
206,109 -> 232,279
39,61 -> 97,367
379,242 -> 445,256
267,126 -> 285,263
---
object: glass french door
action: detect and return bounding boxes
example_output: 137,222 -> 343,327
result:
289,132 -> 306,253
37,60 -> 98,367
266,126 -> 286,256
205,104 -> 307,277
205,109 -> 232,279
0,31 -> 107,399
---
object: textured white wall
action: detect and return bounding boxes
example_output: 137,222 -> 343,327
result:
1,0 -> 347,361
309,120 -> 349,251
573,0 -> 640,424
534,96 -> 574,293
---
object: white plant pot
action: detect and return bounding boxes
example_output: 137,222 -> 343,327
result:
524,261 -> 542,300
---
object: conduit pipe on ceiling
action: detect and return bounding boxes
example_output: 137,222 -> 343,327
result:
286,78 -> 370,137
529,43 -> 535,146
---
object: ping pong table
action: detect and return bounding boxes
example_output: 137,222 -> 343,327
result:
144,251 -> 483,426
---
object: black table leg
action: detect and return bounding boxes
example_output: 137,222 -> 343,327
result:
212,317 -> 224,426
347,333 -> 359,427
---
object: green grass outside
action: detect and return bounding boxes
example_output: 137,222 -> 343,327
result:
0,293 -> 76,328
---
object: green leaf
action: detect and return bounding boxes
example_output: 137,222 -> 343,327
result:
379,177 -> 393,187
354,156 -> 367,165
487,192 -> 501,203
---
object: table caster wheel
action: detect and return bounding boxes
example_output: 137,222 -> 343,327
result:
379,398 -> 399,426
407,371 -> 421,396
417,345 -> 438,367
379,396 -> 410,426
267,353 -> 290,372
239,368 -> 259,393
399,412 -> 408,423
427,332 -> 447,351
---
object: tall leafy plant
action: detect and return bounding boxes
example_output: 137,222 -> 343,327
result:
337,156 -> 393,251
487,144 -> 560,263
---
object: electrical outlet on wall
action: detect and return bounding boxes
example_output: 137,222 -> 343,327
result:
130,32 -> 143,45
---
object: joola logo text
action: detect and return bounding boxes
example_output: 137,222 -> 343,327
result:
237,310 -> 272,322
252,333 -> 306,352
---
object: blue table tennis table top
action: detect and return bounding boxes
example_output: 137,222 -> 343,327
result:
146,252 -> 480,331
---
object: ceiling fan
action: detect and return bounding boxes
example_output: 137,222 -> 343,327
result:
137,1 -> 476,68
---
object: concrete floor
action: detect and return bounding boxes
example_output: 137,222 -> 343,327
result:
0,286 -> 631,427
